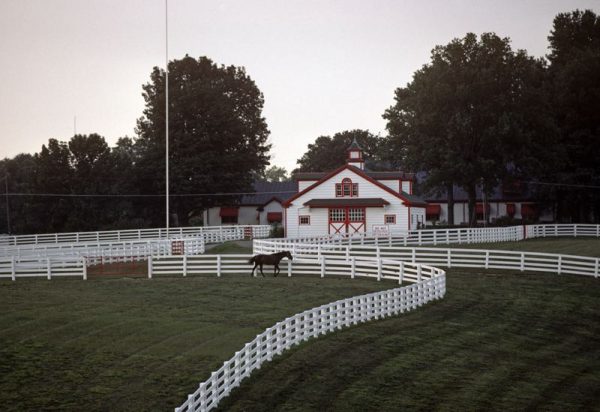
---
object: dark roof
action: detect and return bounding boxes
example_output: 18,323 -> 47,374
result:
400,192 -> 427,207
295,170 -> 415,181
304,198 -> 390,207
239,181 -> 297,206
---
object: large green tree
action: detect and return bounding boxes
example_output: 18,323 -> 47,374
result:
294,129 -> 384,173
384,33 -> 556,225
547,9 -> 600,222
135,55 -> 271,226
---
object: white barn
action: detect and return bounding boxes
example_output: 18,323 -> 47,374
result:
284,140 -> 427,238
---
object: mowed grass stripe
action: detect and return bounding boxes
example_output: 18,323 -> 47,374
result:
218,270 -> 600,412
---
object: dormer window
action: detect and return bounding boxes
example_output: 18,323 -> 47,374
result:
336,178 -> 358,197
349,150 -> 360,159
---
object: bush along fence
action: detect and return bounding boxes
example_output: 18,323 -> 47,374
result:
157,253 -> 446,412
0,224 -> 271,247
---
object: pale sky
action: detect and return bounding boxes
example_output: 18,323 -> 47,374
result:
0,0 -> 597,172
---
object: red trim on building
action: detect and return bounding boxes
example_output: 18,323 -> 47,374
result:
475,203 -> 491,214
506,203 -> 516,216
219,207 -> 239,217
267,212 -> 282,223
283,164 -> 422,207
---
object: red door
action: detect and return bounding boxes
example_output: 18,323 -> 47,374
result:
329,207 -> 365,235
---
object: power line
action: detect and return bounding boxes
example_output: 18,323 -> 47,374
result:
525,181 -> 600,190
4,190 -> 297,198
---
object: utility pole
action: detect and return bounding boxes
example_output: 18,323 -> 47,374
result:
165,0 -> 170,230
3,174 -> 10,234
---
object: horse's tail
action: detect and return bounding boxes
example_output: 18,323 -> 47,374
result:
248,256 -> 256,264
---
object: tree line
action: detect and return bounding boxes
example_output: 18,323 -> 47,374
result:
0,9 -> 598,234
294,10 -> 600,225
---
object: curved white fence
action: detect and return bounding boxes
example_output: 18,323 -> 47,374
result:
154,254 -> 446,412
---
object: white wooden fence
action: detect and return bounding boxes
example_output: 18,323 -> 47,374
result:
0,225 -> 270,279
154,253 -> 446,412
0,256 -> 86,281
0,225 -> 271,247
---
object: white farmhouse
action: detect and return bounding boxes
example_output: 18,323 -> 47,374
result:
284,139 -> 427,238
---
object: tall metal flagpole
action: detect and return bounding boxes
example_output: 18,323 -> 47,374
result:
165,0 -> 170,230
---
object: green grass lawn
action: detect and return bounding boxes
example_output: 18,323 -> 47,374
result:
0,276 -> 394,411
2,238 -> 599,411
436,237 -> 600,257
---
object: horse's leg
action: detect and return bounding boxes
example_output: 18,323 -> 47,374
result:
259,263 -> 265,277
274,263 -> 279,277
251,263 -> 257,277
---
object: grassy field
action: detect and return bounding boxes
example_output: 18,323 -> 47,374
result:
2,238 -> 599,411
0,275 -> 394,411
219,269 -> 600,411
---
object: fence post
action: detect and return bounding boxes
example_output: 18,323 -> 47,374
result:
595,258 -> 599,278
288,259 -> 292,277
217,255 -> 222,277
377,258 -> 382,281
557,255 -> 562,275
11,256 -> 16,281
345,246 -> 350,262
447,249 -> 451,268
485,251 -> 489,269
47,258 -> 51,280
82,257 -> 87,280
398,261 -> 404,284
520,253 -> 525,272
417,265 -> 422,282
320,256 -> 325,278
183,255 -> 187,277
147,257 -> 153,279
411,248 -> 416,264
351,257 -> 355,279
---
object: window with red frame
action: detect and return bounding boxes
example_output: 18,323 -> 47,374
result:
299,215 -> 310,225
385,214 -> 396,224
335,178 -> 358,197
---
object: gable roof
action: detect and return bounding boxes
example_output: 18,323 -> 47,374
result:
283,164 -> 426,207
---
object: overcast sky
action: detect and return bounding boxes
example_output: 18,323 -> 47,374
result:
0,0 -> 597,171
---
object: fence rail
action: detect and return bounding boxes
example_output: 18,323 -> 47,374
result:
0,225 -> 271,247
0,256 -> 86,280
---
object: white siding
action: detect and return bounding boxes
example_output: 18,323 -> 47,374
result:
378,180 -> 399,192
285,169 -> 411,238
401,181 -> 411,194
298,181 -> 317,191
203,206 -> 258,225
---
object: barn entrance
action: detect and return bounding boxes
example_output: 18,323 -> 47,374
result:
328,207 -> 366,235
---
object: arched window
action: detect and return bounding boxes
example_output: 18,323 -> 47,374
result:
336,178 -> 358,197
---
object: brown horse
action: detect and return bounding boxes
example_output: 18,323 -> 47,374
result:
249,251 -> 293,277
